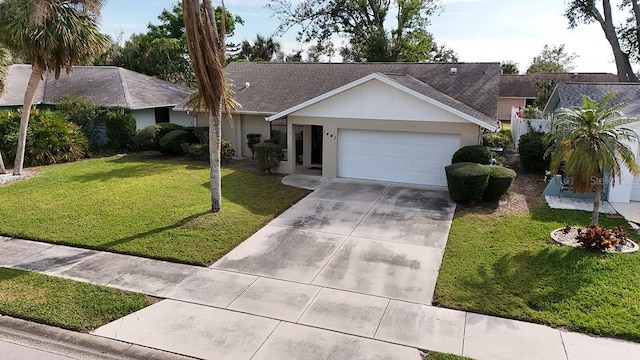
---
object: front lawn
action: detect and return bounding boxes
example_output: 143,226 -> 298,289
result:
0,156 -> 309,265
435,174 -> 640,342
0,267 -> 150,331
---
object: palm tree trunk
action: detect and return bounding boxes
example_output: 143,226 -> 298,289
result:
13,65 -> 44,175
0,152 -> 6,174
591,185 -> 602,226
209,101 -> 222,212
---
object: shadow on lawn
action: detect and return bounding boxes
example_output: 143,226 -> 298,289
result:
71,155 -> 208,183
97,211 -> 210,250
444,247 -> 598,314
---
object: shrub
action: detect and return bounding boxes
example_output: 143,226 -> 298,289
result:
445,162 -> 491,204
254,141 -> 283,174
182,143 -> 208,160
576,225 -> 627,252
134,123 -> 184,151
105,107 -> 137,150
518,131 -> 550,173
56,95 -> 104,146
0,109 -> 88,166
482,131 -> 511,149
246,133 -> 261,159
451,145 -> 492,165
221,139 -> 235,164
484,165 -> 517,201
158,129 -> 192,155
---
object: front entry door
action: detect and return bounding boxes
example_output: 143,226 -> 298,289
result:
311,126 -> 323,166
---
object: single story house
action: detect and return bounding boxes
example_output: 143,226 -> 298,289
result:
0,64 -> 193,129
544,82 -> 640,203
498,73 -> 618,122
188,62 -> 501,186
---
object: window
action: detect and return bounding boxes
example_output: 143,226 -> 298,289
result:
270,118 -> 287,148
155,107 -> 170,124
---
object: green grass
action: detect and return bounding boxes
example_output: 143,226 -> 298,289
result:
424,352 -> 472,360
435,205 -> 640,342
0,267 -> 150,331
0,156 -> 309,265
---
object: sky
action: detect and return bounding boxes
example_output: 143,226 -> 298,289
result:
100,0 -> 623,74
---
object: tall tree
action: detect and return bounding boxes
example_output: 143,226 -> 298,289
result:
501,61 -> 519,75
566,0 -> 639,82
0,0 -> 108,176
183,0 -> 233,212
113,2 -> 241,85
0,47 -> 10,174
234,34 -> 282,61
526,44 -> 577,74
268,0 -> 453,62
544,92 -> 639,225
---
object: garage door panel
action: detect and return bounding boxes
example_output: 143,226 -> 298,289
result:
338,129 -> 460,186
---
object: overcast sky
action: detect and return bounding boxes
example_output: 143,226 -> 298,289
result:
100,0 -> 623,74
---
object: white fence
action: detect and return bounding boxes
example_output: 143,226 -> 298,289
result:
510,107 -> 550,147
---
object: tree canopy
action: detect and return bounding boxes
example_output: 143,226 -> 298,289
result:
109,1 -> 242,85
565,0 -> 639,82
267,0 -> 456,62
232,34 -> 282,62
526,44 -> 577,74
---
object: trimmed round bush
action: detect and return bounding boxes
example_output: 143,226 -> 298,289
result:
445,162 -> 491,204
134,123 -> 184,151
221,139 -> 235,164
484,166 -> 517,201
452,145 -> 492,165
159,129 -> 192,155
518,131 -> 550,173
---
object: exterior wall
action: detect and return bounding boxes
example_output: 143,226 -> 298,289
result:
192,113 -> 271,158
132,109 -> 156,130
171,110 -> 196,127
285,116 -> 481,178
497,97 -> 526,121
295,80 -> 469,124
608,121 -> 640,203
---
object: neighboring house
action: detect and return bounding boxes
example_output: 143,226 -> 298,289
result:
0,64 -> 193,129
498,73 -> 618,122
187,62 -> 501,186
544,82 -> 640,203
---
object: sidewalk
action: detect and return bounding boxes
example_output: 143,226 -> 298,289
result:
1,236 -> 639,360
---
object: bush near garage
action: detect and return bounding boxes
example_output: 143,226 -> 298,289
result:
482,131 -> 511,149
518,131 -> 550,173
445,162 -> 491,204
158,129 -> 195,155
105,107 -> 137,151
451,145 -> 492,165
483,165 -> 517,201
254,141 -> 283,174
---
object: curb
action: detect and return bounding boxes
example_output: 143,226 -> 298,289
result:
0,315 -> 196,360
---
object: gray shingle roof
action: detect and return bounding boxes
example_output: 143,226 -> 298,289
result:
0,65 -> 192,109
546,82 -> 640,118
500,73 -> 619,98
380,73 -> 496,128
225,62 -> 500,119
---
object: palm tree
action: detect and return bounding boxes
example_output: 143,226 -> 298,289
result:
0,0 -> 108,175
0,47 -> 10,174
182,0 -> 234,212
238,34 -> 282,61
544,91 -> 640,225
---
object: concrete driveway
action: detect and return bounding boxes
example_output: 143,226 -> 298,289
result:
213,178 -> 456,304
93,178 -> 458,359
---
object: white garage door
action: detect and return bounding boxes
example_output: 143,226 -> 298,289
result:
338,129 -> 460,186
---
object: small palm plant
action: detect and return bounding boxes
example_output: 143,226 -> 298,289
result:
544,91 -> 639,226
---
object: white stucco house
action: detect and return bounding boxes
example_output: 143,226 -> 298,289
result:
545,82 -> 640,203
187,62 -> 502,187
0,64 -> 193,129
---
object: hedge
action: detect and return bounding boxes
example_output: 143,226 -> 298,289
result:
484,166 -> 517,201
134,123 -> 184,151
445,162 -> 491,204
451,145 -> 492,165
518,131 -> 550,173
